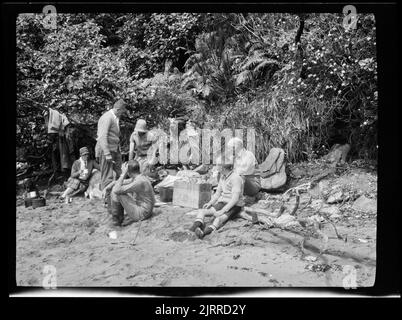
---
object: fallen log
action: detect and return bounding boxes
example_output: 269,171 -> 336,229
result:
244,206 -> 280,218
310,168 -> 335,185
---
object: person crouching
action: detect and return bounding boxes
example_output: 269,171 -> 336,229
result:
189,163 -> 244,239
103,159 -> 155,227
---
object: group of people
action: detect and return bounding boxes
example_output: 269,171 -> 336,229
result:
61,99 -> 156,227
60,98 -> 262,237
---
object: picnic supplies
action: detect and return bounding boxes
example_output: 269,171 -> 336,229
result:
176,170 -> 201,180
159,187 -> 174,202
24,198 -> 32,208
32,197 -> 46,209
172,181 -> 212,209
259,148 -> 287,190
154,175 -> 181,191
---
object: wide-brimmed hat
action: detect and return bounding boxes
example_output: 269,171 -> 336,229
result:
80,147 -> 90,156
134,119 -> 148,133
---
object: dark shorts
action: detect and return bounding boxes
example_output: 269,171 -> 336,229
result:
212,202 -> 242,219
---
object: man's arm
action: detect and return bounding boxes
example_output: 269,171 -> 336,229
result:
208,182 -> 222,205
129,140 -> 135,161
113,169 -> 141,195
103,178 -> 132,193
98,114 -> 112,157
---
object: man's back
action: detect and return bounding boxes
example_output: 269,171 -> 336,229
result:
97,110 -> 120,155
128,175 -> 155,212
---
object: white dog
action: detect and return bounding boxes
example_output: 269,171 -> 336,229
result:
84,170 -> 103,199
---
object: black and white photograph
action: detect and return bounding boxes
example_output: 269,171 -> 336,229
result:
7,2 -> 398,298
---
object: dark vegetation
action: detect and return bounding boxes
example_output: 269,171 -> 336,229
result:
16,13 -> 377,170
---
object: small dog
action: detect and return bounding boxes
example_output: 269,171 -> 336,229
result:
84,170 -> 103,199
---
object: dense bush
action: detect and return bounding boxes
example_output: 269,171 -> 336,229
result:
17,12 -> 378,168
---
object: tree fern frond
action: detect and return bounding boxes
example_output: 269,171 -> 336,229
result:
235,69 -> 251,86
241,51 -> 267,70
253,59 -> 279,73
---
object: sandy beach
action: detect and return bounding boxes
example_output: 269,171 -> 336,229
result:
16,166 -> 376,288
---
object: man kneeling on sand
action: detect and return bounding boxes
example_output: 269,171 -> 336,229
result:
103,160 -> 155,226
189,163 -> 244,239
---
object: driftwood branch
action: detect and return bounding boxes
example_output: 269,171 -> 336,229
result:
289,194 -> 300,216
16,169 -> 54,181
244,206 -> 279,218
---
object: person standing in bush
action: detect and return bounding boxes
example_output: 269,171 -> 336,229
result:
60,147 -> 100,203
129,119 -> 158,175
96,99 -> 127,208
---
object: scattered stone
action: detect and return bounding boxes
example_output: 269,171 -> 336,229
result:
304,255 -> 318,262
305,263 -> 331,273
233,254 -> 240,260
290,167 -> 305,178
353,195 -> 377,213
308,215 -> 325,223
318,180 -> 331,195
320,206 -> 341,217
323,143 -> 351,165
307,185 -> 321,198
327,189 -> 345,204
310,199 -> 324,210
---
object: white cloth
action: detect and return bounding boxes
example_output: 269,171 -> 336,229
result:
47,108 -> 69,133
233,149 -> 257,176
79,157 -> 88,178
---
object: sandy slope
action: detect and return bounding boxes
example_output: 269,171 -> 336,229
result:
16,191 -> 376,288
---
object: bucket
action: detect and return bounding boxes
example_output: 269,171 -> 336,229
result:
159,187 -> 173,202
32,197 -> 46,209
24,198 -> 32,208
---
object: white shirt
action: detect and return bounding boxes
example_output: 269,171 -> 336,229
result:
234,148 -> 257,176
110,109 -> 119,130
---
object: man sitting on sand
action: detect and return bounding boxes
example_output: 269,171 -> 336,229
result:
189,163 -> 244,239
102,160 -> 155,226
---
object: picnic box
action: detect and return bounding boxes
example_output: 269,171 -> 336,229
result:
172,181 -> 212,209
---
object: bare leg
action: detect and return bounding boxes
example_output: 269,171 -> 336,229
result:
191,208 -> 216,238
111,189 -> 149,224
194,208 -> 216,224
61,187 -> 74,199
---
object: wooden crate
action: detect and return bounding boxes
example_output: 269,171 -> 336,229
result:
172,181 -> 212,209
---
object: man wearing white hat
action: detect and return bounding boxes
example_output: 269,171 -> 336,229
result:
129,119 -> 158,175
